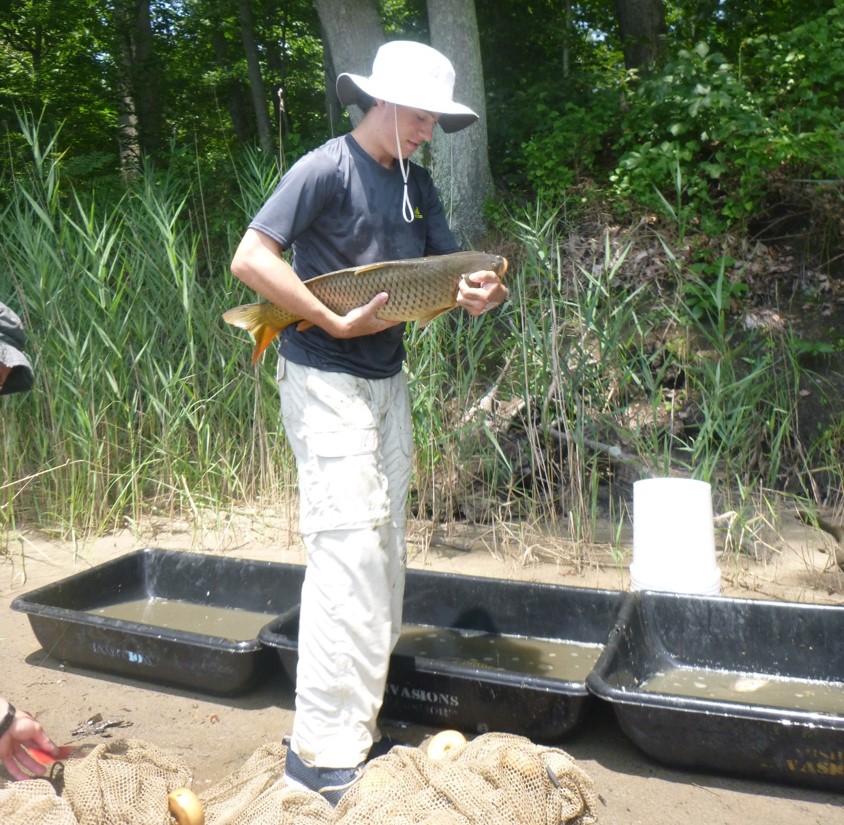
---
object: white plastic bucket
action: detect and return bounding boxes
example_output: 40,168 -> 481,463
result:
630,477 -> 721,596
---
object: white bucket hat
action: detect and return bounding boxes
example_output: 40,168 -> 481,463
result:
336,40 -> 478,133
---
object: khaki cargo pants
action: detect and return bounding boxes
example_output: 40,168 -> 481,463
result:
277,357 -> 412,768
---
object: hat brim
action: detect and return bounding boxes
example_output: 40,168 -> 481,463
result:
336,73 -> 478,134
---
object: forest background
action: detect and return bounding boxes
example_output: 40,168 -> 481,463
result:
2,0 -> 844,563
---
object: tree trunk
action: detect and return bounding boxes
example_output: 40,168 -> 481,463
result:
111,0 -> 163,163
313,0 -> 384,129
111,0 -> 141,179
563,0 -> 571,79
238,0 -> 274,154
210,26 -> 253,143
614,0 -> 667,72
132,0 -> 162,159
427,0 -> 493,246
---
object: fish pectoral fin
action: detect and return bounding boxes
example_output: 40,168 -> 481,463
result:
295,320 -> 315,331
416,307 -> 451,327
222,303 -> 287,365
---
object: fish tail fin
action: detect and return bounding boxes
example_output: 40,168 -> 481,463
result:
223,303 -> 290,365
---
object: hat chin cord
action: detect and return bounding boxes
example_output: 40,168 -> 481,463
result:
393,104 -> 415,223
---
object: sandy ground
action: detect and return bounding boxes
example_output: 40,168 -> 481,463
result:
1,511 -> 843,823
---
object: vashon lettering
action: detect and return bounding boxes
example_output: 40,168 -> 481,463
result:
386,683 -> 459,707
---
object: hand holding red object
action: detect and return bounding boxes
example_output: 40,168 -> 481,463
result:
0,699 -> 63,780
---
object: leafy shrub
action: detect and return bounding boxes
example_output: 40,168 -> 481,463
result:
520,91 -> 621,205
610,5 -> 844,234
610,43 -> 765,232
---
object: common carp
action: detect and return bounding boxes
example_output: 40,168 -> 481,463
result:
224,250 -> 508,363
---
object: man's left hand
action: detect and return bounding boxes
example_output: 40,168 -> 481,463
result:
456,270 -> 510,317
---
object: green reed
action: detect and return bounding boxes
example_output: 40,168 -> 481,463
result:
1,117 -> 291,538
2,118 -> 837,553
491,201 -> 834,554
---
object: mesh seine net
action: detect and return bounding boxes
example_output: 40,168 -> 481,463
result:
0,732 -> 599,825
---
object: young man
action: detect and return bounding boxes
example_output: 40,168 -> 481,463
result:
229,40 -> 507,806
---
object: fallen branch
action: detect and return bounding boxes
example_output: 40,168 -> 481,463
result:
545,423 -> 649,472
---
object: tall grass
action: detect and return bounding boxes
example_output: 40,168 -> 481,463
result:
2,119 -> 839,561
405,199 -> 837,559
1,118 -> 292,539
485,202 -> 836,552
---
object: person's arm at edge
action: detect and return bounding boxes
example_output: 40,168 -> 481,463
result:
0,698 -> 61,780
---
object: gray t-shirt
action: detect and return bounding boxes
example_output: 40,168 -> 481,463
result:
249,134 -> 459,378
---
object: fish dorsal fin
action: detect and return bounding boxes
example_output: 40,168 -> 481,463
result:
352,262 -> 391,277
304,261 -> 389,286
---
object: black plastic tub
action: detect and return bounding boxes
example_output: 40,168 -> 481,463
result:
11,548 -> 305,696
586,591 -> 844,792
259,569 -> 626,741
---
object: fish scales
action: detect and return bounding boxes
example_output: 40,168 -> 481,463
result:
306,253 -> 491,318
312,265 -> 436,318
224,251 -> 507,364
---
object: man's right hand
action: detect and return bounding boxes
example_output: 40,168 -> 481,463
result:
316,292 -> 402,338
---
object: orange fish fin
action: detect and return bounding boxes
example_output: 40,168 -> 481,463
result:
295,320 -> 315,331
222,303 -> 290,365
417,307 -> 451,327
250,325 -> 280,365
27,744 -> 78,766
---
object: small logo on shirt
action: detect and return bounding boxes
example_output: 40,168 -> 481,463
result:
414,206 -> 423,219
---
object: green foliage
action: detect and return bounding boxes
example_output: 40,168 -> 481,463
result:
2,0 -> 841,246
611,5 -> 844,232
611,43 -> 762,231
2,118 -> 842,542
405,305 -> 513,521
649,239 -> 815,493
476,0 -> 624,186
0,0 -> 330,182
482,205 -> 836,538
380,0 -> 428,37
675,327 -> 806,491
667,0 -> 839,59
0,1 -> 115,166
681,256 -> 747,325
521,94 -> 620,204
1,116 -> 292,535
5,5 -> 844,542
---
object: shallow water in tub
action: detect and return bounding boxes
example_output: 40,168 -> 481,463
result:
641,667 -> 844,715
395,625 -> 603,681
87,598 -> 276,642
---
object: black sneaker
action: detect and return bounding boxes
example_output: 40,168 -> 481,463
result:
283,748 -> 362,807
367,733 -> 411,761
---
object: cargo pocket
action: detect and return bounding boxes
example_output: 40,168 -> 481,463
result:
299,427 -> 391,533
296,370 -> 392,534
